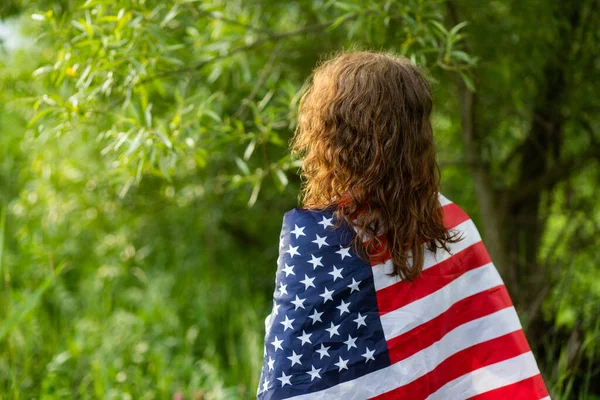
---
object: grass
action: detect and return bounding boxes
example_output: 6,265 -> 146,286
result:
0,191 -> 281,399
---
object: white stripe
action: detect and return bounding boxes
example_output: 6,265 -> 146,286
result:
372,219 -> 482,291
286,307 -> 523,400
438,193 -> 453,206
426,351 -> 542,400
540,397 -> 551,400
380,262 -> 504,340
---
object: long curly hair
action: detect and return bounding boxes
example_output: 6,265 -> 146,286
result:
291,51 -> 459,281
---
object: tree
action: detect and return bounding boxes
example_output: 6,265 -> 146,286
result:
1,0 -> 599,397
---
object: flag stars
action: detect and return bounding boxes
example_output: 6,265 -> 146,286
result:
300,274 -> 316,290
271,336 -> 283,351
286,244 -> 300,258
280,315 -> 294,331
316,343 -> 331,359
336,299 -> 351,316
287,350 -> 302,367
291,224 -> 306,239
353,312 -> 367,329
318,216 -> 334,229
297,330 -> 312,345
307,254 -> 323,269
362,347 -> 376,362
278,282 -> 288,296
336,247 -> 352,259
277,371 -> 292,387
348,278 -> 361,293
307,365 -> 322,381
267,357 -> 275,371
262,379 -> 270,392
344,334 -> 358,350
308,309 -> 323,324
312,234 -> 329,249
325,322 -> 341,338
329,265 -> 344,281
291,295 -> 306,310
319,287 -> 335,303
335,356 -> 349,372
282,263 -> 295,277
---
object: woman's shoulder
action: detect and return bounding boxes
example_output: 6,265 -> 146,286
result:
282,206 -> 336,225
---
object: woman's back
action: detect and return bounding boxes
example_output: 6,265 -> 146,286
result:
257,194 -> 548,399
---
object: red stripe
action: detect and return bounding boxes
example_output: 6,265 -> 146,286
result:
372,329 -> 531,400
466,374 -> 549,400
387,285 -> 513,364
367,202 -> 471,266
442,202 -> 470,229
376,241 -> 491,315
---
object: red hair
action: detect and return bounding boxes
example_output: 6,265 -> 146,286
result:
292,51 -> 460,280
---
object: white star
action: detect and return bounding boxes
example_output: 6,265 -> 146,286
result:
319,287 -> 335,303
262,379 -> 270,392
282,263 -> 295,277
300,274 -> 316,290
291,224 -> 306,239
286,244 -> 300,258
312,234 -> 329,249
353,312 -> 367,329
329,265 -> 344,281
347,278 -> 361,293
278,282 -> 288,296
315,343 -> 330,359
277,371 -> 292,387
279,235 -> 285,248
287,350 -> 302,367
280,315 -> 294,331
307,254 -> 323,269
318,216 -> 334,229
344,334 -> 357,350
297,330 -> 312,345
267,356 -> 275,371
334,356 -> 349,371
362,347 -> 376,362
336,247 -> 352,259
325,322 -> 341,338
336,299 -> 351,316
291,295 -> 306,310
307,365 -> 322,381
271,336 -> 283,351
308,309 -> 323,324
272,302 -> 280,316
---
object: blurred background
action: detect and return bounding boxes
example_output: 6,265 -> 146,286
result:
1,0 -> 599,399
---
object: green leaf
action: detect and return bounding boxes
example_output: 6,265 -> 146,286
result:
27,107 -> 55,128
449,21 -> 469,36
459,72 -> 476,92
328,12 -> 355,31
274,169 -> 288,188
235,157 -> 250,175
429,20 -> 448,35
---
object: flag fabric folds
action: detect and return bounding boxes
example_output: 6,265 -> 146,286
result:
257,194 -> 549,400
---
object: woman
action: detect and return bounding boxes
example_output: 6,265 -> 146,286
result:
257,51 -> 549,399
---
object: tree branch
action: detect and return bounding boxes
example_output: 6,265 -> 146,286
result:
446,0 -> 516,288
138,20 -> 342,84
232,39 -> 284,120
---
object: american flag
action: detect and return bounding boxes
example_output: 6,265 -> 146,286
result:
257,194 -> 549,399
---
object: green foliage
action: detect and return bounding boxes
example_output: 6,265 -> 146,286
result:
1,0 -> 599,398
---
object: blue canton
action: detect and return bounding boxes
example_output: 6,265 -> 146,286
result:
257,208 -> 390,399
